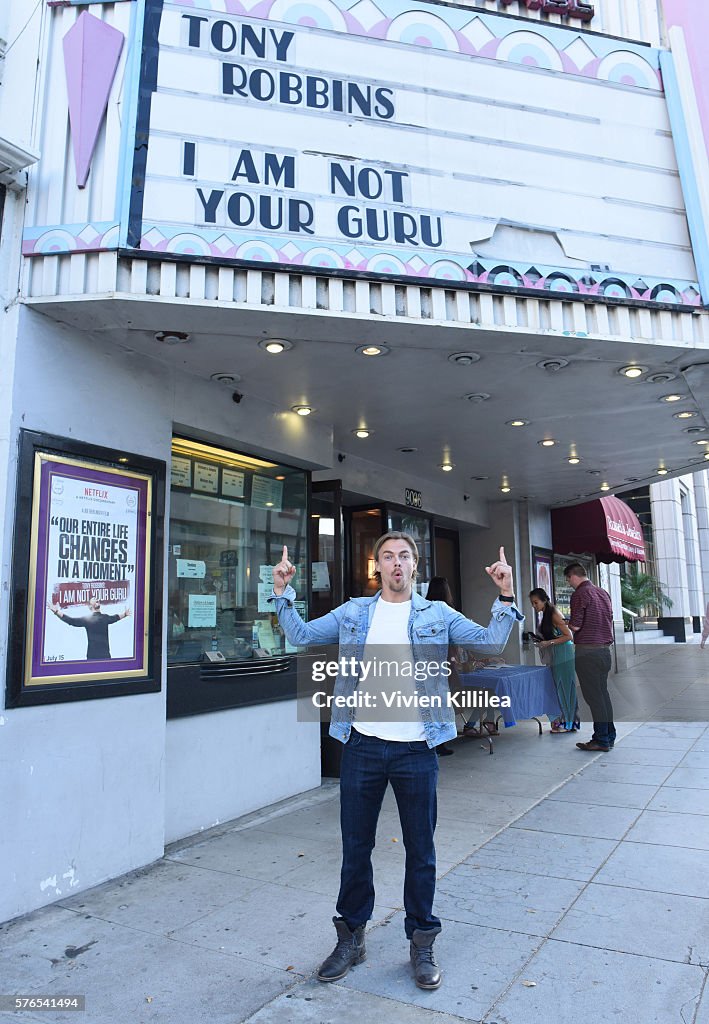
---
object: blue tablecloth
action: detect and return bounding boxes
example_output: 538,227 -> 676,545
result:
459,665 -> 561,728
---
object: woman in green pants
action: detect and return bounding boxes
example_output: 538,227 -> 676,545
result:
529,588 -> 579,733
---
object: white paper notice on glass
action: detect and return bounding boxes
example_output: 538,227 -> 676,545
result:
257,582 -> 272,613
222,468 -> 245,499
259,565 -> 275,584
188,593 -> 217,628
176,559 -> 206,578
312,561 -> 331,591
285,600 -> 308,653
193,461 -> 219,494
253,618 -> 277,653
251,475 -> 283,510
171,456 -> 192,488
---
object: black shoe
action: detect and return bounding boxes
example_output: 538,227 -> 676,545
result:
410,927 -> 442,989
316,917 -> 366,982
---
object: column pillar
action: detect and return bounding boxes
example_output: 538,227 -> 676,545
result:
693,469 -> 709,609
650,478 -> 688,641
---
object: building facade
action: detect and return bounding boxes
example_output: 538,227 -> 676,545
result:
2,0 -> 709,923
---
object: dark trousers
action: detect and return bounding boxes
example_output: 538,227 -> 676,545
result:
337,730 -> 441,938
574,646 -> 615,748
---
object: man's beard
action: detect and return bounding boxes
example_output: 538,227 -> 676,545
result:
386,574 -> 410,592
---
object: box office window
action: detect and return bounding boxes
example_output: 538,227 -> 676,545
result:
167,438 -> 308,666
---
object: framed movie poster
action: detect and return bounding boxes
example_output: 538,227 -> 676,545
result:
6,431 -> 165,707
532,547 -> 555,603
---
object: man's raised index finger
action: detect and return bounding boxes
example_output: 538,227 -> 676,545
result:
282,545 -> 288,562
499,546 -> 506,564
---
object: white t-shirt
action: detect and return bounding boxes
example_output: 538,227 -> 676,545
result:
353,597 -> 426,742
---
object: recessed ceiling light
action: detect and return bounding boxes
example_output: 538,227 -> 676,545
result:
292,405 -> 313,416
657,467 -> 669,475
500,484 -> 511,493
694,439 -> 709,446
645,371 -> 677,384
674,411 -> 696,419
155,331 -> 190,345
210,372 -> 242,385
537,358 -> 569,372
587,470 -> 601,476
440,462 -> 454,472
357,344 -> 390,357
507,419 -> 528,427
259,339 -> 293,354
448,352 -> 481,366
470,475 -> 489,481
618,365 -> 647,378
600,482 -> 610,491
704,452 -> 709,461
568,456 -> 582,465
397,446 -> 418,453
353,428 -> 371,439
661,394 -> 684,403
464,393 -> 491,403
625,477 -> 640,482
538,439 -> 556,447
275,475 -> 285,480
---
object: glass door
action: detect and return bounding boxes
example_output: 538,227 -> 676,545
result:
434,527 -> 461,609
345,506 -> 385,597
310,481 -> 343,617
386,509 -> 433,596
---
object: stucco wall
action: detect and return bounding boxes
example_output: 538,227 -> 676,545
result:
0,307 -> 324,923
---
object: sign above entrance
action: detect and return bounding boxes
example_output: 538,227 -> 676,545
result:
497,0 -> 594,22
405,489 -> 423,510
120,0 -> 699,307
22,0 -> 698,308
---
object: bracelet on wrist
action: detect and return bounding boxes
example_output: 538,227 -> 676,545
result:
498,593 -> 515,603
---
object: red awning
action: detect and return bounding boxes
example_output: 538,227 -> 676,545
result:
551,495 -> 646,564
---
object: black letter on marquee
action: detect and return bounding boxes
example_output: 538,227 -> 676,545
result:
288,200 -> 314,234
196,188 -> 224,223
374,88 -> 395,120
183,141 -> 196,177
222,63 -> 248,96
211,19 -> 238,53
330,163 -> 356,197
264,154 -> 295,188
232,150 -> 260,184
182,14 -> 208,48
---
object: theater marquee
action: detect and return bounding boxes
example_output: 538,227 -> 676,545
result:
118,0 -> 700,306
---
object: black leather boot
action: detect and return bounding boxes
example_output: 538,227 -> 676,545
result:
316,916 -> 366,982
409,926 -> 442,989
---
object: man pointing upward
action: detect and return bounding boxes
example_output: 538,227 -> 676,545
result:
269,532 -> 523,990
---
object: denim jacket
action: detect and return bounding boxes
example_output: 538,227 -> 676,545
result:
269,587 -> 524,747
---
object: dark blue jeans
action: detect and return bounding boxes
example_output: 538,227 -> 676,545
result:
337,730 -> 441,938
574,646 -> 616,749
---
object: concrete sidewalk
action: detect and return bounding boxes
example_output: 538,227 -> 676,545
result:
2,646 -> 709,1024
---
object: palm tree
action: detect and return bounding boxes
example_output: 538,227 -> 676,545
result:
621,571 -> 672,629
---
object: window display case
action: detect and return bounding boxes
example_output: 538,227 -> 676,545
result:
167,437 -> 309,717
